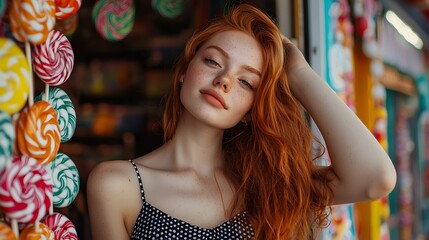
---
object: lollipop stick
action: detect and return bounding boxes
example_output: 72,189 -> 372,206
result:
45,84 -> 49,102
35,220 -> 40,232
25,42 -> 34,106
12,219 -> 19,238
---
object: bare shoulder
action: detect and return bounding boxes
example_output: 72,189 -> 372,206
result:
87,160 -> 141,239
87,160 -> 134,192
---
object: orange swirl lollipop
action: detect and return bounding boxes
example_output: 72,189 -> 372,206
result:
20,222 -> 53,240
55,0 -> 82,20
0,222 -> 17,240
10,0 -> 55,44
16,101 -> 60,165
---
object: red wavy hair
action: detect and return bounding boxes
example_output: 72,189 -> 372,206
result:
163,4 -> 334,239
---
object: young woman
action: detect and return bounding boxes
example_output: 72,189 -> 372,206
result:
87,4 -> 396,239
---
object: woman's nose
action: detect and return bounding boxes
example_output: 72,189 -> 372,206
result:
213,72 -> 232,92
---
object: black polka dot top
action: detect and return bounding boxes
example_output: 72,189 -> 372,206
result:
129,160 -> 255,240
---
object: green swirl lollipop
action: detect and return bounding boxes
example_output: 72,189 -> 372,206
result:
35,87 -> 76,142
48,153 -> 80,207
0,110 -> 14,172
152,0 -> 185,19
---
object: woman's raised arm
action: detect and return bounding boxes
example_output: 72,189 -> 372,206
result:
282,38 -> 397,204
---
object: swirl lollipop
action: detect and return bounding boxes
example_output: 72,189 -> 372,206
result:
16,101 -> 61,165
32,30 -> 74,86
41,213 -> 77,239
47,153 -> 79,207
0,111 -> 14,172
35,88 -> 76,142
55,0 -> 82,20
92,0 -> 135,41
0,156 -> 52,224
152,0 -> 185,19
0,38 -> 30,114
0,222 -> 17,240
10,0 -> 55,44
20,222 -> 53,240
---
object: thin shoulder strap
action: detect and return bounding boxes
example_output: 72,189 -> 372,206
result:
129,159 -> 146,203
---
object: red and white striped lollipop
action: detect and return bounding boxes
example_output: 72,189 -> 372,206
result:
32,30 -> 74,86
55,0 -> 82,19
0,156 -> 52,224
41,213 -> 77,240
16,101 -> 61,165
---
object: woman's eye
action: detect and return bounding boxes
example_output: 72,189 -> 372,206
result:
240,79 -> 254,90
205,58 -> 221,67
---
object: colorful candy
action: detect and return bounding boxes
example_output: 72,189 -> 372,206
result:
16,101 -> 61,165
0,111 -> 14,172
55,14 -> 78,37
20,222 -> 53,240
55,0 -> 82,19
152,0 -> 185,19
92,0 -> 135,41
48,153 -> 79,207
0,156 -> 52,224
35,88 -> 76,142
0,38 -> 30,114
10,0 -> 56,44
0,221 -> 17,240
32,30 -> 74,86
41,213 -> 77,239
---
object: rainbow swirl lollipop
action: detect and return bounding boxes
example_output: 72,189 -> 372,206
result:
35,88 -> 76,143
20,222 -> 53,240
92,0 -> 135,41
9,0 -> 56,44
0,111 -> 14,172
0,38 -> 30,114
16,101 -> 61,165
48,153 -> 80,207
0,156 -> 52,224
42,213 -> 77,239
0,221 -> 17,240
152,0 -> 185,19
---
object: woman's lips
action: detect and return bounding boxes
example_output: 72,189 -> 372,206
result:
200,89 -> 228,109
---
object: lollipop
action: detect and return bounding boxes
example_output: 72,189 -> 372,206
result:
20,222 -> 53,240
9,0 -> 55,44
55,0 -> 82,20
41,213 -> 77,239
0,222 -> 17,240
35,88 -> 76,142
0,111 -> 14,172
0,38 -> 30,114
0,156 -> 52,224
55,14 -> 78,37
152,0 -> 185,19
16,101 -> 61,165
32,30 -> 74,86
47,153 -> 79,207
92,0 -> 135,41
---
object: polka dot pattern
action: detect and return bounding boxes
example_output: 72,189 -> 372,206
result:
129,160 -> 255,239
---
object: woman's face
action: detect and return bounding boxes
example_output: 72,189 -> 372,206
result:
180,30 -> 263,129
